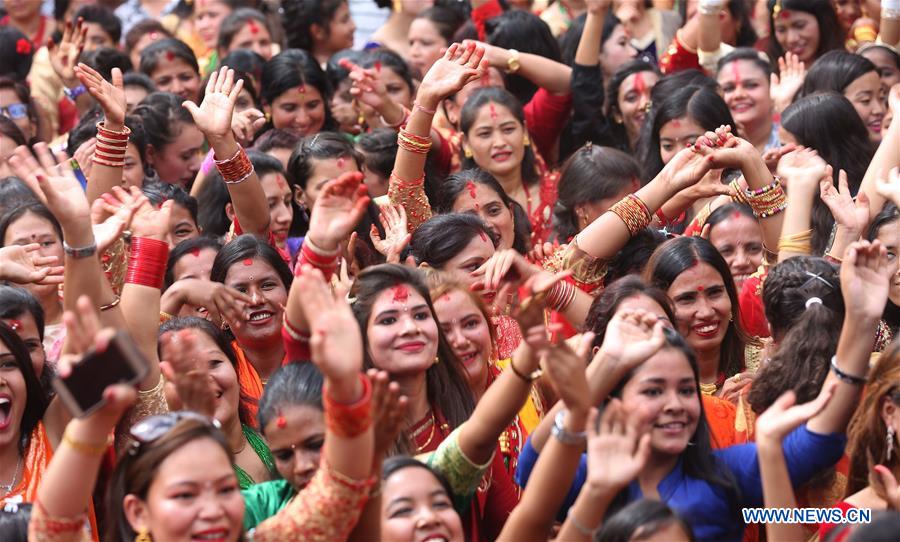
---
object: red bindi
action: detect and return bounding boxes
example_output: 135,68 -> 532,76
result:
697,286 -> 705,292
780,9 -> 792,19
488,102 -> 498,121
297,85 -> 306,95
391,284 -> 409,303
190,247 -> 201,257
242,258 -> 254,266
440,293 -> 452,302
670,119 -> 681,128
633,72 -> 646,95
247,20 -> 259,34
374,60 -> 382,74
731,211 -> 743,220
276,408 -> 287,429
165,51 -> 175,61
730,59 -> 741,87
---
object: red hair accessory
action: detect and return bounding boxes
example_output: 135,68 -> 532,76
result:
16,39 -> 32,55
391,284 -> 409,303
243,258 -> 254,266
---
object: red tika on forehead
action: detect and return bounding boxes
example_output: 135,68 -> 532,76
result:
165,50 -> 176,61
670,119 -> 681,128
190,247 -> 201,257
480,71 -> 490,87
696,286 -> 705,292
247,20 -> 259,34
275,174 -> 286,189
391,284 -> 409,303
374,61 -> 382,74
242,258 -> 254,266
336,157 -> 345,168
4,319 -> 21,331
297,85 -> 306,95
633,72 -> 646,94
276,408 -> 287,429
732,211 -> 743,220
489,102 -> 498,121
731,59 -> 741,86
780,9 -> 792,19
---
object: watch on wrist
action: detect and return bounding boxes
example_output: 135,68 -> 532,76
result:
551,409 -> 587,446
506,49 -> 521,75
63,239 -> 98,259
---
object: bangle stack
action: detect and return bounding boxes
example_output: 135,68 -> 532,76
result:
609,194 -> 652,236
125,237 -> 169,290
546,279 -> 577,312
297,238 -> 340,276
323,373 -> 373,438
282,313 -> 310,343
777,229 -> 813,255
744,178 -> 786,218
215,147 -> 254,185
398,127 -> 432,155
93,122 -> 131,168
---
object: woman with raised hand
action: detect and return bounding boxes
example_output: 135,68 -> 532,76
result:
519,238 -> 890,540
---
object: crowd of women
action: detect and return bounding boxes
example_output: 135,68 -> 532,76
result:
1,0 -> 900,540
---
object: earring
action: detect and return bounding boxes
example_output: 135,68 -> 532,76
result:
464,147 -> 473,158
888,425 -> 895,462
433,355 -> 440,365
522,133 -> 531,147
135,528 -> 152,542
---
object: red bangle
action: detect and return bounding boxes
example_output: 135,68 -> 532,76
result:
125,237 -> 169,289
296,241 -> 339,275
323,373 -> 373,438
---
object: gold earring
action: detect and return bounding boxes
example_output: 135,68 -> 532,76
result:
464,147 -> 473,158
433,355 -> 440,365
135,528 -> 152,542
523,133 -> 531,147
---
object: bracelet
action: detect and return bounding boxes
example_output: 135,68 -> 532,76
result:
213,147 -> 241,164
830,356 -> 867,385
96,121 -> 130,141
397,127 -> 432,155
100,296 -> 121,311
215,147 -> 253,183
282,313 -> 310,343
323,373 -> 373,438
551,409 -> 587,446
509,358 -> 541,383
63,239 -> 98,259
777,229 -> 813,255
546,279 -> 577,312
381,106 -> 410,128
223,166 -> 255,185
824,253 -> 843,265
413,101 -> 436,116
744,178 -> 786,218
125,237 -> 169,289
567,507 -> 599,537
729,179 -> 749,205
62,430 -> 111,457
609,194 -> 652,236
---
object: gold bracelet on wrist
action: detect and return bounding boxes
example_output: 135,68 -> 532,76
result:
62,430 -> 111,457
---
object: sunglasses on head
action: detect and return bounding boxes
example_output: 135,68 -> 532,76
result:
129,411 -> 219,455
0,103 -> 27,120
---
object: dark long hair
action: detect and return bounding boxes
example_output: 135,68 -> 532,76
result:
349,264 -> 475,430
459,87 -> 539,188
766,0 -> 844,67
637,82 -> 735,183
138,38 -> 200,78
585,276 -> 675,349
282,0 -> 346,52
260,49 -> 336,131
644,237 -> 748,379
749,256 -> 842,414
867,203 -> 900,333
554,145 -> 639,242
798,50 -> 878,98
409,213 -> 498,269
604,60 -> 661,152
0,324 -> 47,455
433,168 -> 530,254
781,92 -> 875,254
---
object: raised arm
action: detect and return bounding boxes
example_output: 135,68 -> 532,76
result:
808,240 -> 892,435
755,383 -> 836,542
389,43 -> 487,231
29,299 -> 137,540
498,333 -> 595,541
773,147 -> 829,261
468,40 -> 572,95
183,68 -> 269,237
820,170 -> 871,263
860,86 -> 900,221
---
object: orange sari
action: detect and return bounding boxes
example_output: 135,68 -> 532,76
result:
233,341 -> 264,427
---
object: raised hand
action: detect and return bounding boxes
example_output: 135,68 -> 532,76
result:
295,266 -> 363,382
584,400 -> 651,492
9,143 -> 91,228
755,381 -> 836,444
692,126 -> 757,171
0,244 -> 64,285
510,270 -> 571,331
182,67 -> 244,143
90,190 -> 143,255
417,42 -> 488,108
776,146 -> 830,192
875,167 -> 900,209
75,63 -> 126,127
165,279 -> 252,329
130,192 -> 173,242
771,52 -> 806,113
48,18 -> 87,88
305,171 -> 370,251
369,369 -> 408,458
159,329 -> 217,417
840,240 -> 892,323
598,308 -> 667,376
821,169 -> 870,237
370,205 -> 410,264
72,137 -> 95,181
342,58 -> 391,113
231,107 -> 266,147
539,332 -> 594,416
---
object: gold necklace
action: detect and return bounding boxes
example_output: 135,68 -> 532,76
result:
699,382 -> 718,396
414,412 -> 437,453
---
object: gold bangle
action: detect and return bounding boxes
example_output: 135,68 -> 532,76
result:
62,431 -> 111,457
510,359 -> 541,383
100,296 -> 121,311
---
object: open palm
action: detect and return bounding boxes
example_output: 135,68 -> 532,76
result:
297,268 -> 363,381
75,64 -> 126,126
183,68 -> 244,141
9,143 -> 91,226
840,240 -> 891,321
419,42 -> 488,104
307,172 -> 370,249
